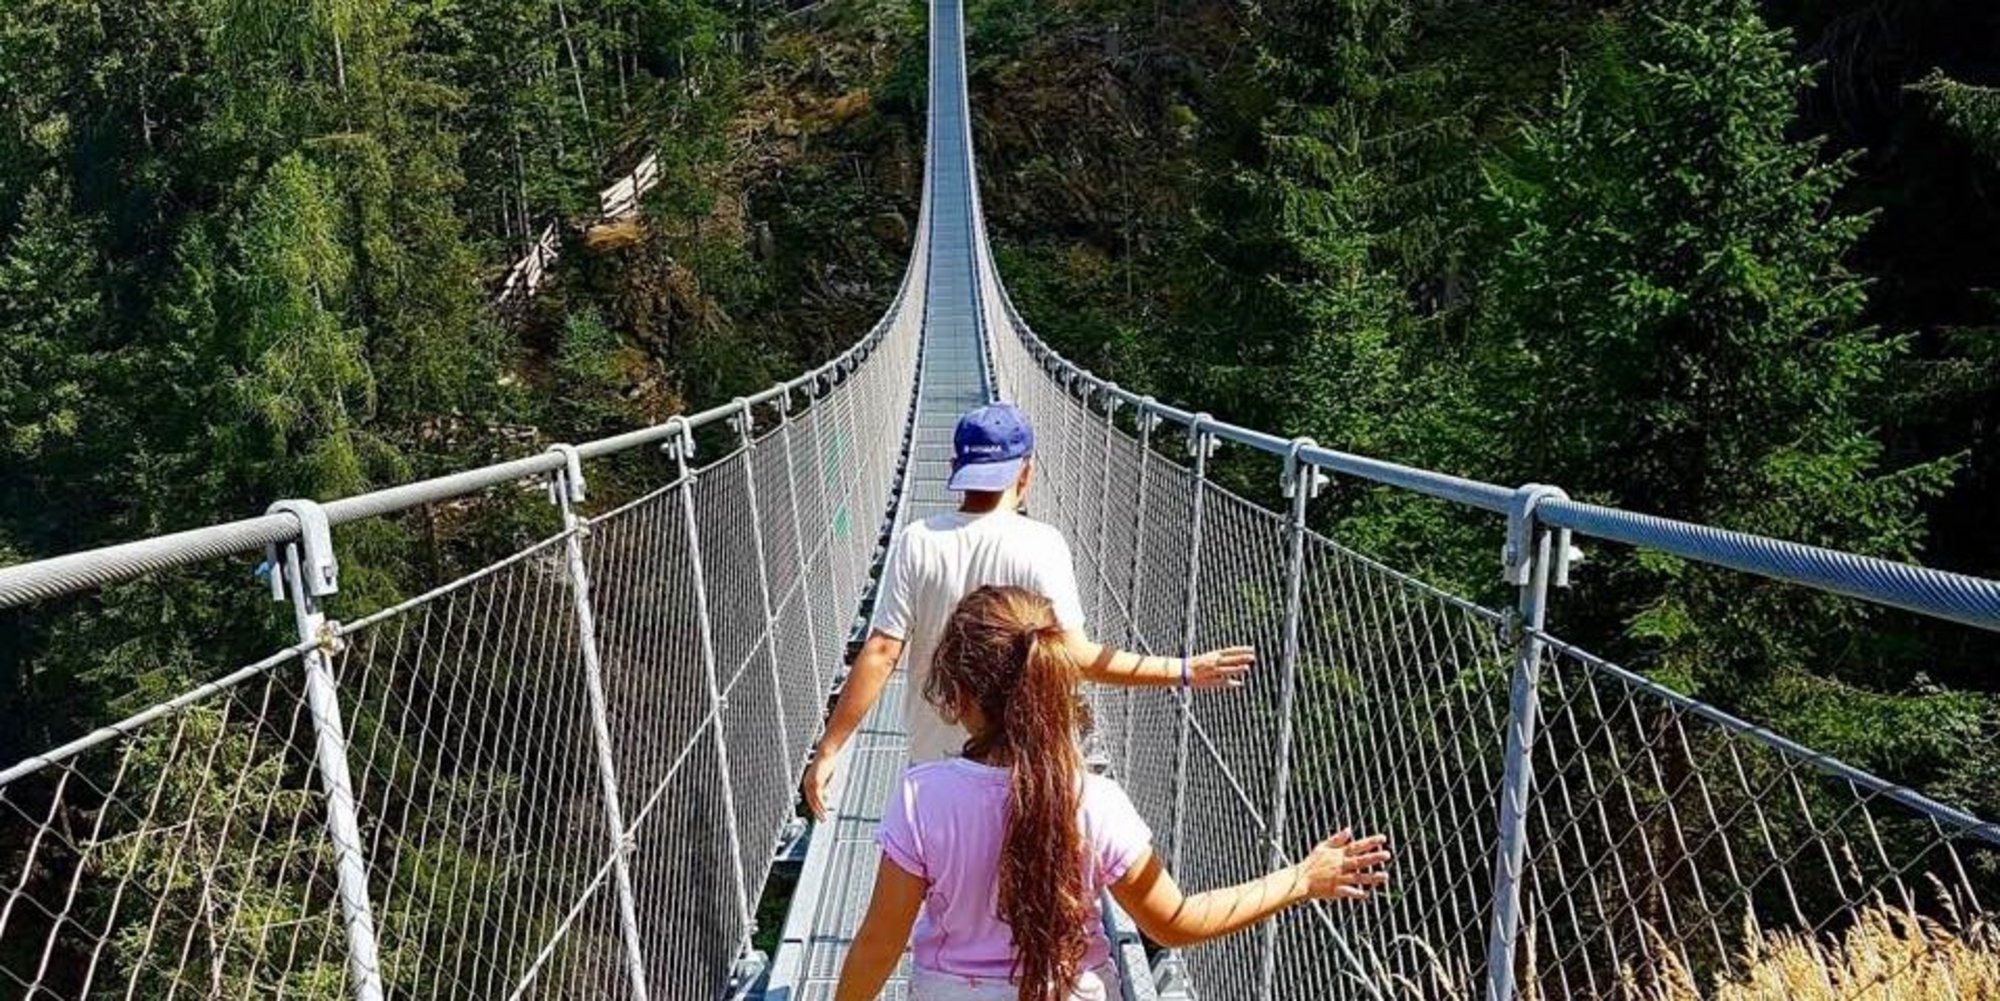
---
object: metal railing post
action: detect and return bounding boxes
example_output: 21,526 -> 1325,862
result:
1087,388 -> 1121,772
1093,386 -> 1118,627
774,386 -> 826,706
1118,398 -> 1159,780
265,500 -> 386,1001
543,445 -> 652,1001
732,398 -> 794,767
805,368 -> 858,635
662,420 -> 759,970
1484,485 -> 1571,1001
1158,416 -> 1215,989
1259,440 -> 1329,998
831,366 -> 869,626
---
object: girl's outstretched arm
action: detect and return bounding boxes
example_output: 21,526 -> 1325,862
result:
1110,829 -> 1390,949
834,855 -> 926,1000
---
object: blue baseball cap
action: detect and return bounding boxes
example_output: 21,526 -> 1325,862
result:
948,403 -> 1035,492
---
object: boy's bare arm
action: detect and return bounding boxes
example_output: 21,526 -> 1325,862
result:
1062,630 -> 1253,689
802,629 -> 904,820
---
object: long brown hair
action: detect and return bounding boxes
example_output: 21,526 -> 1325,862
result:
924,586 -> 1093,1001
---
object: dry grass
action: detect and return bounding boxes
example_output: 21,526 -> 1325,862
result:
583,217 -> 645,251
1340,899 -> 2000,1000
1634,902 -> 2000,1001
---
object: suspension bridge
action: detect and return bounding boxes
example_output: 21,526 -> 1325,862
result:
4,0 -> 2000,998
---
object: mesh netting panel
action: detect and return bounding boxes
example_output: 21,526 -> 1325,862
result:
0,652 -> 350,999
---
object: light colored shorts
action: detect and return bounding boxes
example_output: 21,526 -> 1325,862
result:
909,962 -> 1122,1001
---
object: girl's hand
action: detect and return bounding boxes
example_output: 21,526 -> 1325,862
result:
1189,646 -> 1256,688
1299,828 -> 1391,901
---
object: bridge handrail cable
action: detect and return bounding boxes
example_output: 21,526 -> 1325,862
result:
997,294 -> 2000,633
0,279 -> 910,611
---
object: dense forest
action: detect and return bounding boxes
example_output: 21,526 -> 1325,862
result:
0,0 -> 926,756
0,0 -> 1997,936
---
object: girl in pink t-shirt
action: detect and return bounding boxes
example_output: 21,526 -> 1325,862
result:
834,586 -> 1392,1001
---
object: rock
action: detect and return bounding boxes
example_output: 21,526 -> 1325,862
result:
585,218 -> 645,251
868,210 -> 910,248
828,89 -> 872,125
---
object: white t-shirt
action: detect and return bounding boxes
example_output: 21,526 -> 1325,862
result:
869,509 -> 1085,763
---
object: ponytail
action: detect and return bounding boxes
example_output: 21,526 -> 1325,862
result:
999,627 -> 1091,1001
925,588 -> 1096,1001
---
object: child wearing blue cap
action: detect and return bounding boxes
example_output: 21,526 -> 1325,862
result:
802,402 -> 1257,820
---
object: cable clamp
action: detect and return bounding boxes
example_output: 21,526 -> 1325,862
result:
729,396 -> 755,440
266,499 -> 338,600
1187,413 -> 1219,460
1136,396 -> 1163,435
1503,484 -> 1581,587
315,621 -> 346,655
659,415 -> 697,463
1282,438 -> 1331,500
1098,381 -> 1122,415
545,444 -> 586,506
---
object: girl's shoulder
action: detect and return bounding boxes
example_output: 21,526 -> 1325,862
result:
1079,775 -> 1153,870
1080,771 -> 1130,797
1080,773 -> 1141,818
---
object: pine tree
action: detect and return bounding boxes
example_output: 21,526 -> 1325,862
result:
1480,0 -> 1956,700
1178,0 -> 1422,476
0,180 -> 104,471
1914,71 -> 2000,164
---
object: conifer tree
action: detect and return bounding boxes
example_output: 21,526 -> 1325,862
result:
1480,0 -> 1955,702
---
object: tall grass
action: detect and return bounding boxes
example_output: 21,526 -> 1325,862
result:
1340,898 -> 1999,1000
1634,902 -> 2000,1001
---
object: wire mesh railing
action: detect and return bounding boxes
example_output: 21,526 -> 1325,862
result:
987,279 -> 2000,1001
1516,634 -> 2000,1001
0,249 -> 923,1000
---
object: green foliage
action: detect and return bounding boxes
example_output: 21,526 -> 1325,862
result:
0,180 -> 104,465
1478,0 -> 1955,693
0,0 -> 870,984
227,154 -> 377,497
94,704 -> 350,999
1915,71 -> 2000,164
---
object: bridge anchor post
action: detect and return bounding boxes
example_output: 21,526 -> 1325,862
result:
266,499 -> 387,1001
545,444 -> 654,1001
1483,484 -> 1575,1001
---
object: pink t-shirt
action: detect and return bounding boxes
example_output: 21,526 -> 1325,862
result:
876,758 -> 1154,980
